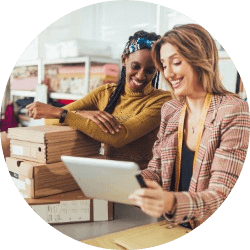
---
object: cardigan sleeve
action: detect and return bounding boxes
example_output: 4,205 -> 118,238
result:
45,84 -> 113,125
47,89 -> 171,148
63,92 -> 171,148
170,99 -> 250,225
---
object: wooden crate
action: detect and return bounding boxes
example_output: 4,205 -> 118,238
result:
8,125 -> 101,163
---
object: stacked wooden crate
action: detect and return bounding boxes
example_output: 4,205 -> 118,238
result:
8,125 -> 101,164
6,125 -> 113,224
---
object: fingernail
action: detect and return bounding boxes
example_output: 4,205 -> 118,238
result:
116,129 -> 119,132
111,131 -> 115,134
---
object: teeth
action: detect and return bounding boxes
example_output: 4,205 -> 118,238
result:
132,79 -> 143,86
171,79 -> 182,85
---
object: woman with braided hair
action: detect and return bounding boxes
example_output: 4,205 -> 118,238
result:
27,30 -> 172,169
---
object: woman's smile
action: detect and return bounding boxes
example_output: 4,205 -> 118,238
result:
169,77 -> 184,89
122,49 -> 156,93
131,79 -> 144,86
160,43 -> 203,97
130,78 -> 146,90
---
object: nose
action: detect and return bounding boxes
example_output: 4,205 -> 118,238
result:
164,66 -> 174,80
136,69 -> 146,81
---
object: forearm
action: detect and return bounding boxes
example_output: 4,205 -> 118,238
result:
27,101 -> 64,120
63,111 -> 136,147
45,96 -> 98,125
45,109 -> 76,125
165,164 -> 240,225
44,89 -> 99,124
170,188 -> 224,225
63,107 -> 162,147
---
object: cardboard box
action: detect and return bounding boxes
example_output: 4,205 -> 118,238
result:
8,125 -> 101,164
6,157 -> 80,198
26,190 -> 114,224
83,220 -> 191,249
11,77 -> 38,91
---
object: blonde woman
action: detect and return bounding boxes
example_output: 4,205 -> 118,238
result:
129,24 -> 250,228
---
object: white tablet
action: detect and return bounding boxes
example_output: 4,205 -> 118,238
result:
61,155 -> 146,205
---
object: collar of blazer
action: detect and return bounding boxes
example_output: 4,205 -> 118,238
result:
190,95 -> 224,188
166,94 -> 224,131
161,95 -> 225,191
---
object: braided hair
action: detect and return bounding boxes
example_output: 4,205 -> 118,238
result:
104,30 -> 161,114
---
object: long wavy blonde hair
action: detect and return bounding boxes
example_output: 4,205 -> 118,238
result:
152,24 -> 235,97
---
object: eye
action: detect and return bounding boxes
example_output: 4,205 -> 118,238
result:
146,68 -> 156,74
173,61 -> 181,66
161,62 -> 166,69
132,64 -> 140,70
162,65 -> 167,70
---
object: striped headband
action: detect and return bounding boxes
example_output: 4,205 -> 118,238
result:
123,37 -> 155,55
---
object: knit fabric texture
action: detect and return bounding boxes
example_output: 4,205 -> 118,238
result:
46,83 -> 171,169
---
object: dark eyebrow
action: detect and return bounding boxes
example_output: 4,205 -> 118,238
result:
131,61 -> 141,64
132,61 -> 156,69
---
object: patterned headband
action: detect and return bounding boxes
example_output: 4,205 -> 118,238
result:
123,37 -> 155,55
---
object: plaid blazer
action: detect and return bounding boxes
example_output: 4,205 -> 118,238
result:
141,94 -> 250,228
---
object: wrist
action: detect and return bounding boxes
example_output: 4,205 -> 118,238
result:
164,192 -> 176,214
56,108 -> 64,119
59,109 -> 68,123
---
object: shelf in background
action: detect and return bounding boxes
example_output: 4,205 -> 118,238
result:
43,56 -> 120,65
11,90 -> 36,98
49,92 -> 84,100
15,59 -> 41,67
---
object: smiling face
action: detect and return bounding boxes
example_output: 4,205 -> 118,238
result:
160,43 -> 204,98
122,49 -> 157,93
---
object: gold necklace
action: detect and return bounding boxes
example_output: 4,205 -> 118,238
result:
187,112 -> 201,134
175,93 -> 213,191
189,122 -> 199,134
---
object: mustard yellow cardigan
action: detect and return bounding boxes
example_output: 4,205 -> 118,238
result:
46,83 -> 171,169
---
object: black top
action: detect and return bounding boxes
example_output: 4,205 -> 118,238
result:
171,142 -> 194,191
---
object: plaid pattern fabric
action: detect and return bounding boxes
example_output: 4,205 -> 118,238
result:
141,95 -> 250,228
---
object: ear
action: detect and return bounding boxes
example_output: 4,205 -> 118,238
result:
121,54 -> 128,67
